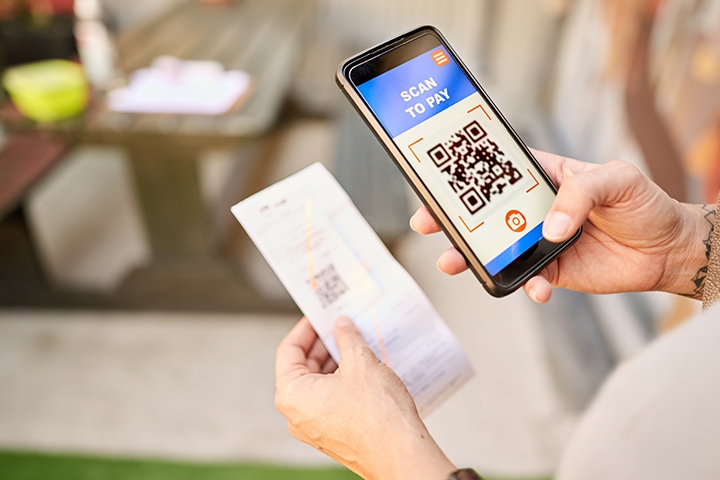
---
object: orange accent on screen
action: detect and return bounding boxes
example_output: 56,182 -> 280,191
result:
408,138 -> 424,162
468,104 -> 492,121
525,169 -> 539,193
431,50 -> 450,66
459,215 -> 484,233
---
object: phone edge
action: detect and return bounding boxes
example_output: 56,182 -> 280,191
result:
335,25 -> 581,297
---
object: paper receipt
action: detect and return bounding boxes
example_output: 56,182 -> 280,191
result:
231,163 -> 473,416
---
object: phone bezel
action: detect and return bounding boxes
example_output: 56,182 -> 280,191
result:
336,25 -> 581,297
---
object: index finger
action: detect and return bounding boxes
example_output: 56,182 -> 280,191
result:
529,148 -> 598,188
410,205 -> 442,235
275,317 -> 319,382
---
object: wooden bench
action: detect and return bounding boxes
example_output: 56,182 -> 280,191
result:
2,0 -> 316,257
0,134 -> 67,219
0,0 -> 316,311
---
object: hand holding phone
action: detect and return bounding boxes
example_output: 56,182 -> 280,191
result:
411,146 -> 709,304
337,26 -> 581,297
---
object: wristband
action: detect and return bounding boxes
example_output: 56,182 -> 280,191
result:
448,469 -> 483,480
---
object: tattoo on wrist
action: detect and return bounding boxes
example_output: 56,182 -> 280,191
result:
683,204 -> 716,300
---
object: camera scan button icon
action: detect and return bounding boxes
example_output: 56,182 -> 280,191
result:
505,209 -> 527,233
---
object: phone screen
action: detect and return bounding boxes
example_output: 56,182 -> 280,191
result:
347,33 -> 558,281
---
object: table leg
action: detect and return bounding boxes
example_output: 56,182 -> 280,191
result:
127,142 -> 210,257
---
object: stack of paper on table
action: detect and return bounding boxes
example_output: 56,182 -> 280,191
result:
231,163 -> 473,416
107,56 -> 251,115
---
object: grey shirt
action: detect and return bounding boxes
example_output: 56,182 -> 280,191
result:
556,303 -> 720,479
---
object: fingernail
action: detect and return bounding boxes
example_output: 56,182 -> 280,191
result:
527,287 -> 538,303
543,212 -> 571,241
336,317 -> 352,328
409,215 -> 418,232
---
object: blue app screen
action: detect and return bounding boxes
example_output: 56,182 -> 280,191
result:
355,46 -> 555,276
357,47 -> 476,138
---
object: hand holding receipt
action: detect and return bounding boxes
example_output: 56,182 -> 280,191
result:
231,163 -> 473,416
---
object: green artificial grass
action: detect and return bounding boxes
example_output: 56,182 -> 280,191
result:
0,450 -> 552,480
0,451 -> 359,480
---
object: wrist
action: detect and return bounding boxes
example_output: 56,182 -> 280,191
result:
361,421 -> 455,480
660,203 -> 716,299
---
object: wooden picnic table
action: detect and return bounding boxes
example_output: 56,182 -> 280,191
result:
2,0 -> 315,257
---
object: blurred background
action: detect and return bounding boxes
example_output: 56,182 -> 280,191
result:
0,0 -> 719,478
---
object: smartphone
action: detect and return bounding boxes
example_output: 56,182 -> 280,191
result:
336,26 -> 582,297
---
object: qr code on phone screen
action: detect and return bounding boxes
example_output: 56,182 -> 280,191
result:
312,264 -> 349,308
426,121 -> 523,214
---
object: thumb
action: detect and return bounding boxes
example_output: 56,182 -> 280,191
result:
542,160 -> 643,242
333,317 -> 373,363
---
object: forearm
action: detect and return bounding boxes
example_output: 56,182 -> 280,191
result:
662,203 -> 716,299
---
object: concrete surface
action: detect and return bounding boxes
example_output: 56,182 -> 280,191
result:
0,229 -> 575,477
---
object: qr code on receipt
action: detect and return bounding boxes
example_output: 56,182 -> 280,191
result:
311,264 -> 349,308
426,121 -> 523,215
